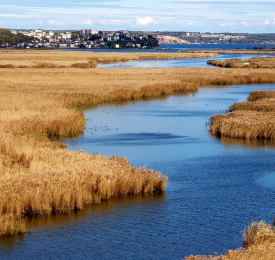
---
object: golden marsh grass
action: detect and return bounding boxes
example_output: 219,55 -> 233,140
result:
0,49 -> 218,68
185,221 -> 275,260
213,50 -> 275,54
1,50 -> 275,241
208,57 -> 275,69
211,90 -> 275,140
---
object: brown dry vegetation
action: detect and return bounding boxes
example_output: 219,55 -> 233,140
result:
215,50 -> 275,54
185,221 -> 275,260
208,57 -> 275,69
2,50 -> 275,237
0,49 -> 218,68
210,90 -> 275,140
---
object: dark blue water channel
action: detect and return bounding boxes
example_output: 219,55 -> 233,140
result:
97,53 -> 275,68
2,83 -> 275,260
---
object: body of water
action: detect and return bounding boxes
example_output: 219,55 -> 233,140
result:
97,53 -> 275,69
160,43 -> 275,51
2,83 -> 275,259
64,44 -> 275,69
63,44 -> 275,53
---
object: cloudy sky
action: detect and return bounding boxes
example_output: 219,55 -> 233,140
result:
0,0 -> 274,33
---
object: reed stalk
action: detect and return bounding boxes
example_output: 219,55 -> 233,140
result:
210,90 -> 275,140
208,57 -> 275,69
1,50 -> 275,236
185,221 -> 275,260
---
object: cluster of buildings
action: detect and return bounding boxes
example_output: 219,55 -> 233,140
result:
175,31 -> 250,44
8,29 -> 156,49
199,33 -> 246,41
11,29 -> 74,48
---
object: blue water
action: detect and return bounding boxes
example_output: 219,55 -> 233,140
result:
2,84 -> 275,259
63,47 -> 180,53
63,44 -> 275,69
160,44 -> 275,51
62,44 -> 275,53
97,53 -> 275,69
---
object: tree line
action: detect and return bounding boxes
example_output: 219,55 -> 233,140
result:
0,29 -> 34,45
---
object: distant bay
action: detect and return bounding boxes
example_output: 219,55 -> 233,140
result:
160,43 -> 275,51
61,44 -> 275,53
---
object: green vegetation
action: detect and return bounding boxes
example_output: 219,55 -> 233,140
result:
0,29 -> 34,45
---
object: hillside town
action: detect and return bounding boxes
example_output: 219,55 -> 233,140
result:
0,28 -> 159,49
2,28 -> 275,49
151,31 -> 275,45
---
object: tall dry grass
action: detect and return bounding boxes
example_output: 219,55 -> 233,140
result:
185,221 -> 275,260
243,221 -> 275,248
208,57 -> 275,69
210,90 -> 275,140
2,51 -> 275,236
0,50 -> 218,68
217,50 -> 275,54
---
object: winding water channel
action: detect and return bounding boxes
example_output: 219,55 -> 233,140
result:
1,54 -> 275,259
97,53 -> 275,68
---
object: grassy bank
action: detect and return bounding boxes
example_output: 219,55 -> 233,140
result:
210,90 -> 275,140
2,51 -> 275,237
215,50 -> 275,54
0,49 -> 218,68
185,221 -> 275,260
208,57 -> 275,69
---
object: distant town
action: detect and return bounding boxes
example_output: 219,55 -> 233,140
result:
1,28 -> 275,49
152,31 -> 275,45
0,28 -> 159,49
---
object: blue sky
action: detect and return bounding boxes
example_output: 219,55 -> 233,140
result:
0,0 -> 274,33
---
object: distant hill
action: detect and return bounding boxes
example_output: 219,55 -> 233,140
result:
0,28 -> 34,45
156,35 -> 189,44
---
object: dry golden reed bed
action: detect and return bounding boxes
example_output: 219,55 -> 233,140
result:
185,221 -> 275,260
1,50 -> 275,243
210,90 -> 275,140
214,50 -> 275,54
0,49 -> 218,68
208,57 -> 275,69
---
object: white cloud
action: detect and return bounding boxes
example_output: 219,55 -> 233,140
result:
38,21 -> 43,25
99,19 -> 131,26
188,23 -> 193,26
0,1 -> 273,32
110,20 -> 124,25
0,13 -> 30,18
79,19 -> 93,26
136,16 -> 154,26
48,19 -> 65,26
219,22 -> 236,27
99,20 -> 108,25
241,21 -> 249,27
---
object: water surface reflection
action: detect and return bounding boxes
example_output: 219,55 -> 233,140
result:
2,84 -> 275,259
97,53 -> 275,68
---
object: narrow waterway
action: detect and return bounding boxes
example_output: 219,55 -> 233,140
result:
1,83 -> 275,260
97,53 -> 275,68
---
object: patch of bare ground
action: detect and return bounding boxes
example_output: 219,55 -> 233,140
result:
1,50 -> 275,236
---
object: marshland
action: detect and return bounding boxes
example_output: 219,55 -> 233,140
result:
208,56 -> 275,69
1,50 -> 275,259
